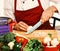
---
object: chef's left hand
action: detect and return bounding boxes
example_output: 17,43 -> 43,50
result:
14,21 -> 29,31
41,6 -> 54,23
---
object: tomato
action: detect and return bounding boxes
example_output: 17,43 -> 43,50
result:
15,36 -> 22,43
21,38 -> 28,51
15,36 -> 28,44
15,36 -> 28,51
21,38 -> 28,44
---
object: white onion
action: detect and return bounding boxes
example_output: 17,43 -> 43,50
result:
8,42 -> 14,50
51,38 -> 59,46
43,36 -> 51,44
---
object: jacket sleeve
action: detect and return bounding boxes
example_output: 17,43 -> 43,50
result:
4,0 -> 15,21
50,0 -> 60,14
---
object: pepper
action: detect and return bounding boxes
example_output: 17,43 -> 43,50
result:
13,42 -> 22,51
15,36 -> 28,46
21,38 -> 28,48
15,36 -> 28,51
21,38 -> 28,51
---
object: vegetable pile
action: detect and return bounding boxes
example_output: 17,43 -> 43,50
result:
0,32 -> 15,51
0,32 -> 15,43
0,32 -> 44,51
23,39 -> 43,51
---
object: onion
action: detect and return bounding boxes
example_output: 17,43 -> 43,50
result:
51,38 -> 59,46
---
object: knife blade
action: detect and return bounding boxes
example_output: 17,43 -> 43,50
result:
26,20 -> 42,34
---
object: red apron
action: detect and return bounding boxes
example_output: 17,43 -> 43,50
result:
14,0 -> 54,30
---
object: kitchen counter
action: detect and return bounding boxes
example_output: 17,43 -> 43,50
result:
13,30 -> 60,42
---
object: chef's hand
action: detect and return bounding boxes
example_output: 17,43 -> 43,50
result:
14,21 -> 29,31
41,6 -> 57,23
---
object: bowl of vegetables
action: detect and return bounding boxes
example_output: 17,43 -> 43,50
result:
42,33 -> 60,51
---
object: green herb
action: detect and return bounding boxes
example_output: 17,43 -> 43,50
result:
48,33 -> 52,38
0,32 -> 15,44
23,39 -> 43,51
4,32 -> 15,43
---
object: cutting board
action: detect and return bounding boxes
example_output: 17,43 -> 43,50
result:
13,30 -> 58,42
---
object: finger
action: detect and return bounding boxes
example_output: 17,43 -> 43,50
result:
18,24 -> 27,31
19,26 -> 27,31
19,23 -> 28,29
14,24 -> 27,31
18,22 -> 27,31
19,21 -> 29,28
18,23 -> 27,29
41,17 -> 47,23
20,22 -> 28,28
41,16 -> 45,23
41,13 -> 51,23
14,24 -> 21,30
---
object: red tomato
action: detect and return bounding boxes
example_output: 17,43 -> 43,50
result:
15,36 -> 28,44
21,38 -> 28,44
21,38 -> 28,51
15,36 -> 28,51
15,36 -> 22,43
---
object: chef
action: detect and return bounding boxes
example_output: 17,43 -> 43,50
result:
4,0 -> 60,31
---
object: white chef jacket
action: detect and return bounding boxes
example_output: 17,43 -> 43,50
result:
4,0 -> 60,20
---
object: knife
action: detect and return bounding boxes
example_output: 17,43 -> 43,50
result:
26,13 -> 58,34
26,20 -> 42,34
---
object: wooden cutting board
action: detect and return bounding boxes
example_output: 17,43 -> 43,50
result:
13,30 -> 58,42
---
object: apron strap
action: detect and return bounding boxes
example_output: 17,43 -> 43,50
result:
14,0 -> 16,12
38,0 -> 41,5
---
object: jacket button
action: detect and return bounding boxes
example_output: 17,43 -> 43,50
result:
23,1 -> 25,4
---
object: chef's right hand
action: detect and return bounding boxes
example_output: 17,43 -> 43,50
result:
14,21 -> 29,31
